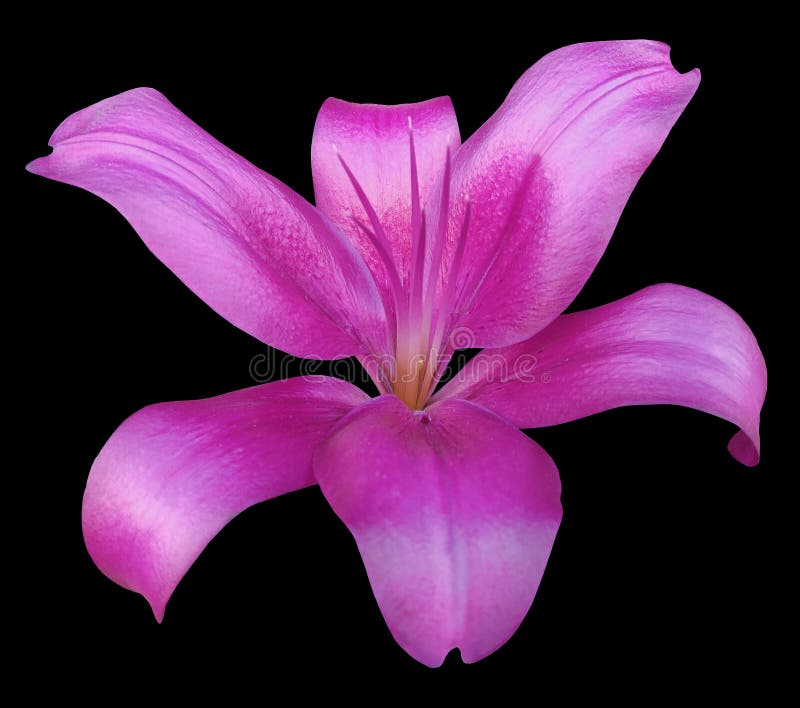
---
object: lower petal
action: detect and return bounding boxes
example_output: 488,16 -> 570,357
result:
438,284 -> 766,466
83,376 -> 368,621
313,395 -> 562,666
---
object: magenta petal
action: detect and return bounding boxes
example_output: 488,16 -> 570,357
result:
83,377 -> 368,621
27,88 -> 388,360
311,97 -> 460,293
313,395 -> 562,666
439,284 -> 766,466
444,40 -> 700,347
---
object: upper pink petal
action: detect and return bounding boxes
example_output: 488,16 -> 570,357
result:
83,376 -> 369,621
311,97 -> 460,295
439,40 -> 700,348
27,88 -> 388,360
437,284 -> 766,466
313,395 -> 562,667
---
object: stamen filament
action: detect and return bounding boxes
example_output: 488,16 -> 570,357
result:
421,147 -> 452,342
335,139 -> 464,410
352,217 -> 407,387
415,197 -> 471,408
336,149 -> 410,352
407,118 -> 426,335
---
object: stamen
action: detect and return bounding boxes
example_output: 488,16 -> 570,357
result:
334,139 -> 466,409
351,217 -> 403,304
415,197 -> 471,408
336,149 -> 409,351
410,146 -> 452,406
407,118 -> 426,333
408,118 -> 421,242
335,151 -> 399,282
423,146 -> 452,331
411,216 -> 427,323
352,217 -> 408,347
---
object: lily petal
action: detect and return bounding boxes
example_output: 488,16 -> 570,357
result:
314,395 -> 562,666
27,88 -> 387,360
443,40 -> 700,347
311,97 -> 460,293
83,376 -> 369,621
438,285 -> 766,466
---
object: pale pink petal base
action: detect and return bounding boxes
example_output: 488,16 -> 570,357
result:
83,377 -> 368,620
314,395 -> 562,666
440,284 -> 766,465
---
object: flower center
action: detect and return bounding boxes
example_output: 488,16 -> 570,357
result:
336,120 -> 470,410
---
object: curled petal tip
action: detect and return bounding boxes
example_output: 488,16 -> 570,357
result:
680,67 -> 702,92
728,429 -> 761,467
25,157 -> 47,175
147,595 -> 167,624
659,40 -> 702,75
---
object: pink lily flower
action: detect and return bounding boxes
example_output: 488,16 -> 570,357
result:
27,40 -> 766,667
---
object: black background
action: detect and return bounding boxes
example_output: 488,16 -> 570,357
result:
11,11 -> 787,699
